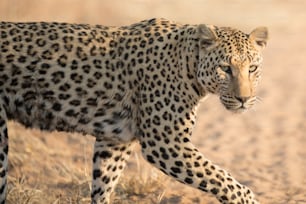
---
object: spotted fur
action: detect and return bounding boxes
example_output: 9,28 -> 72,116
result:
0,18 -> 268,204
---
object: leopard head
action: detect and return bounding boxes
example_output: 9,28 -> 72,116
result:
197,24 -> 268,112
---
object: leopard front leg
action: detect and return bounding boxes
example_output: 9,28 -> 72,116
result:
0,106 -> 8,204
91,139 -> 134,204
139,122 -> 259,204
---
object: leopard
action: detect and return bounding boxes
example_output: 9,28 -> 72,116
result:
0,18 -> 268,204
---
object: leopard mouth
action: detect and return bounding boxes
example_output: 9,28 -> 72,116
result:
230,105 -> 248,113
220,95 -> 255,113
224,104 -> 248,113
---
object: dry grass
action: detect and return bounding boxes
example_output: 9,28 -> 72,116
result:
7,175 -> 92,204
114,154 -> 167,204
7,176 -> 44,204
6,122 -> 170,204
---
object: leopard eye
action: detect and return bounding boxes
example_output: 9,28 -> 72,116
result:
249,65 -> 258,73
221,65 -> 232,75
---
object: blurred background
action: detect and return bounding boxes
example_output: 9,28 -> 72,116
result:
1,0 -> 306,203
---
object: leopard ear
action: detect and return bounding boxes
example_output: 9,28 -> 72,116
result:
249,27 -> 268,50
198,24 -> 219,50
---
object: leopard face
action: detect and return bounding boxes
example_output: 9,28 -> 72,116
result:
197,25 -> 268,112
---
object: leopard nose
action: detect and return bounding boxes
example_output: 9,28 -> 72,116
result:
235,96 -> 250,103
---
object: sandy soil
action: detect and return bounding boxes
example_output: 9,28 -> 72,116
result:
1,1 -> 306,203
